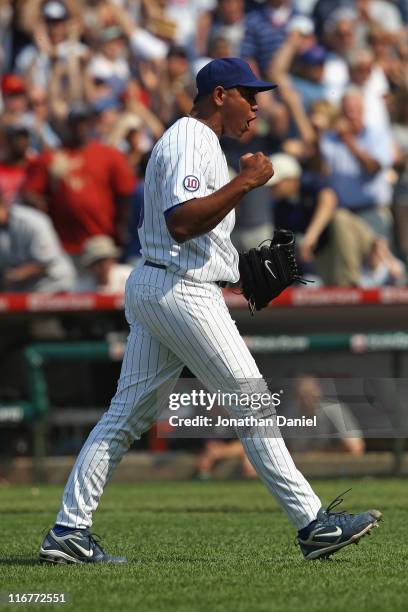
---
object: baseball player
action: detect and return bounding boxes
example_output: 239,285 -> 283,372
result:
40,58 -> 381,564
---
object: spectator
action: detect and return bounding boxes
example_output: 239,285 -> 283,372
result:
241,0 -> 298,77
367,24 -> 408,90
162,0 -> 217,55
81,0 -> 139,45
356,0 -> 404,40
75,235 -> 132,293
0,125 -> 31,207
0,73 -> 28,127
0,190 -> 76,293
311,0 -> 353,40
24,85 -> 61,150
23,104 -> 135,260
208,0 -> 246,56
107,113 -> 144,166
86,26 -> 130,102
91,96 -> 121,144
15,1 -> 89,90
270,29 -> 328,112
321,87 -> 394,239
322,7 -> 357,104
267,151 -> 402,286
347,46 -> 390,130
156,46 -> 195,127
284,375 -> 366,455
267,152 -> 338,282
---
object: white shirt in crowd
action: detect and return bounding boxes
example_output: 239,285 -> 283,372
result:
0,205 -> 76,292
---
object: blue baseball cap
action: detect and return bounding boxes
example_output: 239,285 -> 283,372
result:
299,45 -> 327,66
196,58 -> 277,98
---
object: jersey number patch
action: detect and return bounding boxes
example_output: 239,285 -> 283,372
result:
183,175 -> 200,192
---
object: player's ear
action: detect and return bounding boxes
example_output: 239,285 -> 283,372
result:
213,86 -> 226,107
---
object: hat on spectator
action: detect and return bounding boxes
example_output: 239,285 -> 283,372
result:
81,236 -> 121,267
117,114 -> 142,133
195,58 -> 277,98
5,124 -> 30,138
92,97 -> 121,114
42,1 -> 69,21
287,15 -> 315,36
107,113 -> 142,148
299,45 -> 327,66
1,73 -> 26,95
324,7 -> 357,33
167,45 -> 188,59
266,154 -> 302,186
68,103 -> 92,122
98,26 -> 124,42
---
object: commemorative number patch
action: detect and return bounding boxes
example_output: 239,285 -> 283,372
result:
183,175 -> 200,192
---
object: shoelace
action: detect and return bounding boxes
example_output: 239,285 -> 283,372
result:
283,243 -> 308,285
295,488 -> 354,548
87,532 -> 105,554
323,488 -> 353,525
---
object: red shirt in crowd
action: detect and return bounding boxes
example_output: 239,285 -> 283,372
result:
24,140 -> 135,254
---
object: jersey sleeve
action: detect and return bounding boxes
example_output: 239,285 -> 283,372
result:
159,119 -> 211,214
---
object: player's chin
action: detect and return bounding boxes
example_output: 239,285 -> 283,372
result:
225,122 -> 248,139
235,125 -> 250,139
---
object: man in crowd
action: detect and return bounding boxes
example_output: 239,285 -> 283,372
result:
241,0 -> 298,76
0,124 -> 31,207
23,104 -> 135,261
284,375 -> 366,455
0,73 -> 28,126
269,152 -> 403,286
321,87 -> 394,239
0,187 -> 76,292
75,235 -> 132,293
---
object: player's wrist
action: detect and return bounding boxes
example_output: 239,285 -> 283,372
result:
233,174 -> 256,194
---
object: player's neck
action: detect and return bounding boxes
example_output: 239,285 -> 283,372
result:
188,109 -> 222,138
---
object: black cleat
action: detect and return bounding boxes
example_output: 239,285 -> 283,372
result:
297,490 -> 382,560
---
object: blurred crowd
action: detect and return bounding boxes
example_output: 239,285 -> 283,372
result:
1,0 -> 408,293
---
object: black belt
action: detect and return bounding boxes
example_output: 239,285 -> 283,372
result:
144,260 -> 228,287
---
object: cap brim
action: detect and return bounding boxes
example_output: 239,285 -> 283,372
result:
237,80 -> 278,92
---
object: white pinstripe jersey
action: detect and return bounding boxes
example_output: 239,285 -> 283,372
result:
139,116 -> 239,283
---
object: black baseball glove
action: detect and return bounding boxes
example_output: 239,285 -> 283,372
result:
238,229 -> 305,315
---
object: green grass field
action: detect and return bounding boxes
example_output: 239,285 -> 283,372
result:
1,479 -> 407,612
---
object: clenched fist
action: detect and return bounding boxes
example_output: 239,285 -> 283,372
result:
239,152 -> 274,190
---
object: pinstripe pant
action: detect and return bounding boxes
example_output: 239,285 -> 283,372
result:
57,265 -> 321,530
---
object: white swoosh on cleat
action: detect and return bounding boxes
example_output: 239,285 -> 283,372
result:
312,526 -> 342,539
69,539 -> 94,558
264,260 -> 277,279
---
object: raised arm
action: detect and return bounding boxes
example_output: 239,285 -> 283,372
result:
166,152 -> 273,243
